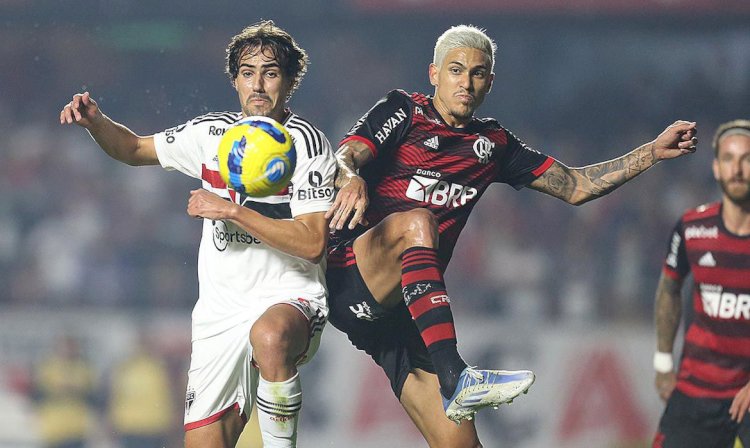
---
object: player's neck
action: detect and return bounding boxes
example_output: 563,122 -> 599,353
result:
721,197 -> 750,236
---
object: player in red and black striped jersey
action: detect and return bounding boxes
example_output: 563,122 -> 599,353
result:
334,88 -> 554,265
325,24 -> 699,447
653,120 -> 750,448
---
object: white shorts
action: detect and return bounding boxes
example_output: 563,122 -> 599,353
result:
183,297 -> 327,430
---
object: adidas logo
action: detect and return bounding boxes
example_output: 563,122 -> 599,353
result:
698,252 -> 716,267
423,136 -> 439,150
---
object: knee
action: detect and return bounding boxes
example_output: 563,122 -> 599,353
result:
398,208 -> 438,248
250,319 -> 303,364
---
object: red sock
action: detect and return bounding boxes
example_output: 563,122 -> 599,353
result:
401,246 -> 466,398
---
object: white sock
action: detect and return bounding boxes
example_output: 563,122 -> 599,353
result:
256,372 -> 302,448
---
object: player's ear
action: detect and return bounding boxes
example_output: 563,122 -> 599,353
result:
712,157 -> 720,181
428,63 -> 439,87
486,72 -> 495,93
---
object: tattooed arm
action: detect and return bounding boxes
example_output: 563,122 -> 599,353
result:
325,139 -> 374,230
529,120 -> 698,205
654,272 -> 684,401
655,272 -> 683,356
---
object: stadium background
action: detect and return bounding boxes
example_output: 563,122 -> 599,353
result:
1,0 -> 749,446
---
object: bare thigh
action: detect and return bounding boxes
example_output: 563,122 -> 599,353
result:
352,209 -> 438,307
184,408 -> 244,448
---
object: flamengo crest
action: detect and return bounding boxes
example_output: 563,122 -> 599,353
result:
473,135 -> 494,164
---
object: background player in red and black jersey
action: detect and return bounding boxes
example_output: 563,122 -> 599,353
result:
652,120 -> 750,448
325,24 -> 698,447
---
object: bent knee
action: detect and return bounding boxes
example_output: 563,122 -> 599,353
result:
396,208 -> 438,248
250,319 -> 307,362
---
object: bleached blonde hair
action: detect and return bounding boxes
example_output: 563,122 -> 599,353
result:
433,25 -> 496,71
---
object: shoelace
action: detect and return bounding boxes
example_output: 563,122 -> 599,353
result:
463,366 -> 485,385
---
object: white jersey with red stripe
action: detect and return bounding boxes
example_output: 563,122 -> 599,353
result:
153,111 -> 336,339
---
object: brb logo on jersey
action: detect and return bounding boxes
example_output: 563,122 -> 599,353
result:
700,284 -> 750,320
405,169 -> 477,208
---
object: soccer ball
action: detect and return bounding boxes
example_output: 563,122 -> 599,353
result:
217,116 -> 296,197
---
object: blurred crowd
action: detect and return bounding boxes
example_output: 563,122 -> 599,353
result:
2,6 -> 749,323
2,3 -> 750,447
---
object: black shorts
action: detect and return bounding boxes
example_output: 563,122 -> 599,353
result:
325,238 -> 434,398
654,389 -> 750,448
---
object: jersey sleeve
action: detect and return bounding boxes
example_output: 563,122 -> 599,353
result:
153,118 -> 203,179
339,89 -> 413,158
495,128 -> 555,190
663,218 -> 689,280
288,126 -> 336,218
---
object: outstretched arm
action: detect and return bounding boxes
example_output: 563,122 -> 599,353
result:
654,272 -> 684,401
59,91 -> 158,166
529,120 -> 697,205
325,139 -> 374,230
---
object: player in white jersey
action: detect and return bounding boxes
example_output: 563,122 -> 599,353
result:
59,20 -> 335,448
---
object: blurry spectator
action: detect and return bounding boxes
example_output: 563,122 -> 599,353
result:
107,332 -> 174,448
32,335 -> 96,448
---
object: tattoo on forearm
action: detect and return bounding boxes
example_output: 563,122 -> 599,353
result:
655,275 -> 682,352
580,143 -> 656,197
538,163 -> 577,200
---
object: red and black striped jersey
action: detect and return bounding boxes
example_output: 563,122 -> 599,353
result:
338,89 -> 554,265
663,201 -> 750,399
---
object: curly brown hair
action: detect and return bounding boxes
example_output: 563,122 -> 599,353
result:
225,20 -> 309,99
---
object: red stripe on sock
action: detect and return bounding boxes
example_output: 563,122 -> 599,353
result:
408,292 -> 451,320
421,323 -> 456,347
401,250 -> 438,264
402,267 -> 442,285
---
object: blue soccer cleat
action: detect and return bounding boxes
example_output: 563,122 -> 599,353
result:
442,367 -> 535,423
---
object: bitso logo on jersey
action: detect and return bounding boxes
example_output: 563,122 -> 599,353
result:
217,116 -> 296,197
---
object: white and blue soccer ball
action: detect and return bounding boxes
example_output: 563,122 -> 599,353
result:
218,116 -> 296,197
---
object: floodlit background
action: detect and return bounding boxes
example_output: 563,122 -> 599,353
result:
2,1 -> 749,447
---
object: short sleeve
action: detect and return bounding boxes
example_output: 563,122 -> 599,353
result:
663,218 -> 689,280
153,119 -> 203,179
495,128 -> 554,190
339,89 -> 413,158
287,121 -> 336,218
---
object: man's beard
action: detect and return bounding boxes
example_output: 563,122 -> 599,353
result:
718,177 -> 750,206
243,95 -> 273,117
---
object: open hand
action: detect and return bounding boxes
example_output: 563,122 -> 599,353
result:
325,175 -> 369,231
